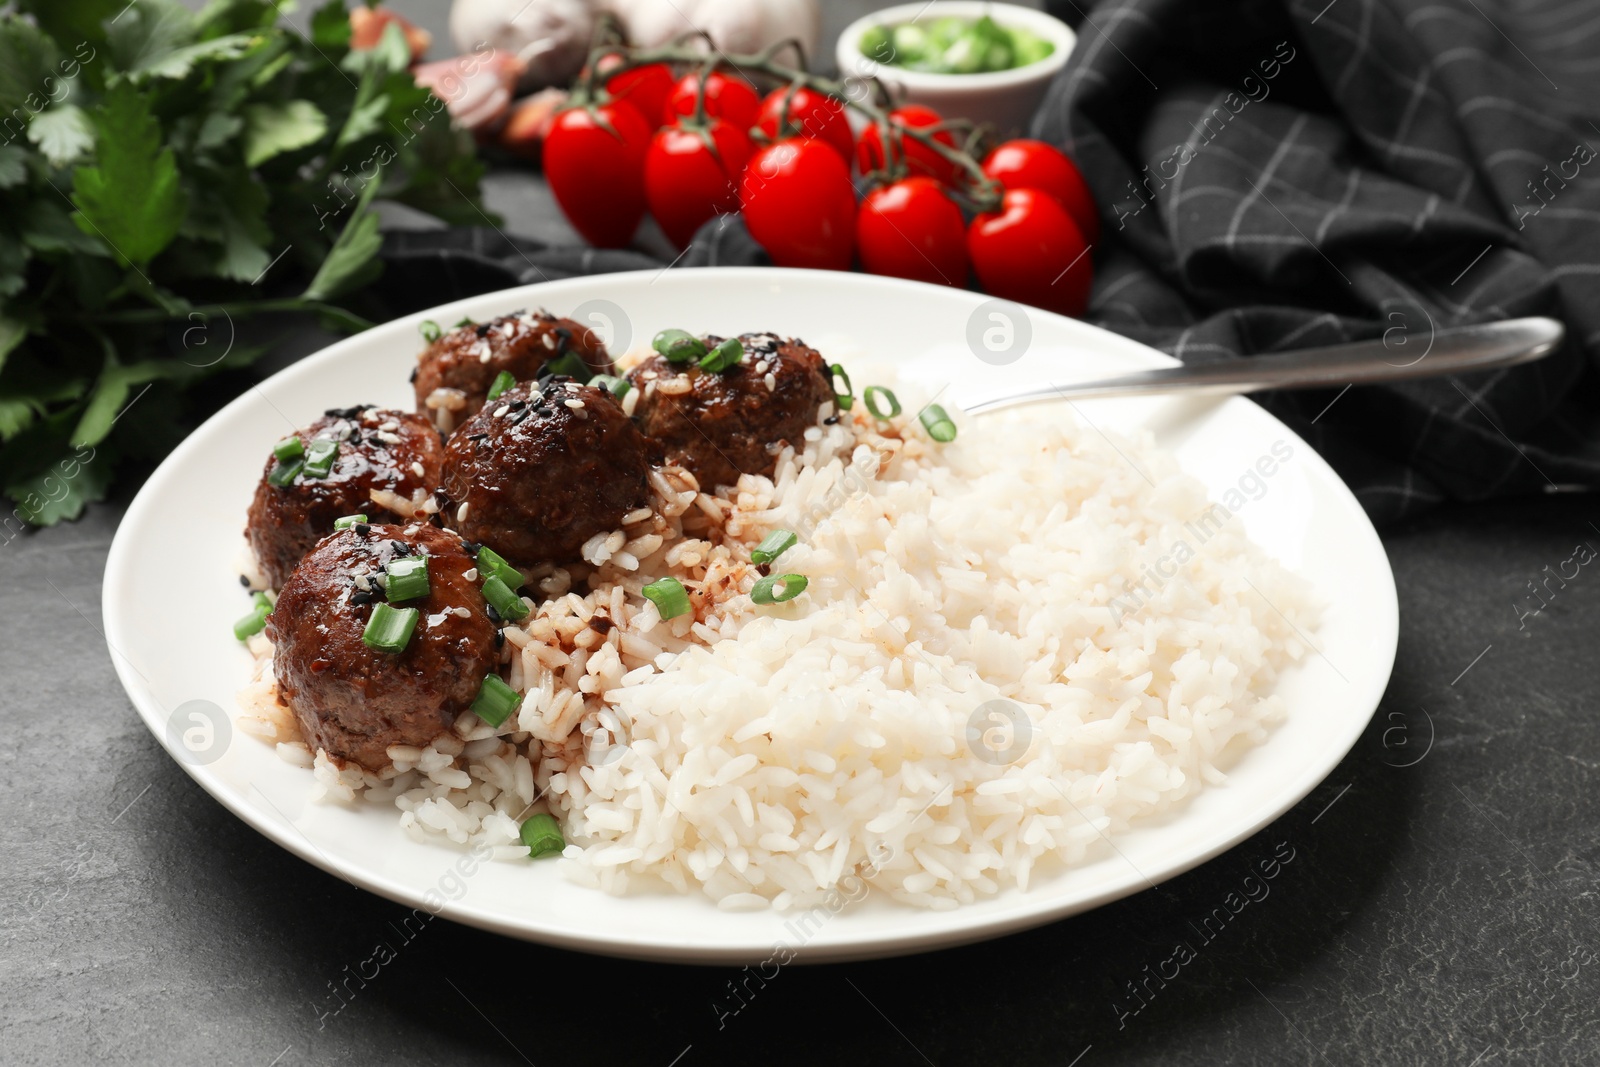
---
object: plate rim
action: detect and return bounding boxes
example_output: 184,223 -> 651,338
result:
103,266 -> 1398,964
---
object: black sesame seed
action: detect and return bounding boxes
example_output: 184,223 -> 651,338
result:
462,541 -> 482,557
486,603 -> 501,624
408,367 -> 418,384
824,415 -> 840,425
354,523 -> 371,536
493,629 -> 505,649
239,574 -> 250,587
508,400 -> 525,411
389,540 -> 410,555
475,323 -> 492,337
466,432 -> 488,441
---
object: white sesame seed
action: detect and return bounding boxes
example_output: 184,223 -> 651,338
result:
764,372 -> 777,392
755,360 -> 770,374
494,405 -> 510,417
379,420 -> 398,432
410,461 -> 425,477
463,568 -> 478,581
542,333 -> 556,349
377,431 -> 401,445
457,502 -> 470,523
564,399 -> 584,410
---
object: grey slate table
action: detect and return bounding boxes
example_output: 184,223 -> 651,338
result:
8,485 -> 1599,1065
9,1 -> 1600,1062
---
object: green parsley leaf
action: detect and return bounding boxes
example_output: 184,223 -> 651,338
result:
301,175 -> 382,302
28,105 -> 95,168
243,99 -> 328,167
69,82 -> 184,267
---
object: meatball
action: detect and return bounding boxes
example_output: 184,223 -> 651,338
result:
440,379 -> 652,568
267,523 -> 500,772
413,309 -> 615,432
247,407 -> 444,589
627,333 -> 836,490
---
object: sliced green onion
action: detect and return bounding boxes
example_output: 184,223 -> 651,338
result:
273,436 -> 304,461
233,607 -> 269,641
751,529 -> 797,565
544,350 -> 593,382
591,374 -> 632,399
863,386 -> 901,420
477,546 -> 523,591
699,336 -> 743,372
334,513 -> 368,530
652,328 -> 706,364
642,576 -> 691,620
829,363 -> 854,410
482,574 -> 530,621
471,673 -> 522,727
486,370 -> 516,402
751,573 -> 808,604
384,557 -> 430,601
301,437 -> 339,478
266,459 -> 302,487
918,403 -> 957,442
419,319 -> 442,343
362,602 -> 419,654
519,812 -> 565,859
453,316 -> 474,328
251,591 -> 273,612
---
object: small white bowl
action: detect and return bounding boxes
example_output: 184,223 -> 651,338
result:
836,2 -> 1075,137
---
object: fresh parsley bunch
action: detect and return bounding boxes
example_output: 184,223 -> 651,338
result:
0,0 -> 490,526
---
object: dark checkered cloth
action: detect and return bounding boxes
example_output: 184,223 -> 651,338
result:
382,0 -> 1600,525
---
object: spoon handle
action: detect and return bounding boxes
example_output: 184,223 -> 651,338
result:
961,316 -> 1565,415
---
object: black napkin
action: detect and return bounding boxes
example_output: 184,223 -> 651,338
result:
1036,0 -> 1600,523
380,0 -> 1600,525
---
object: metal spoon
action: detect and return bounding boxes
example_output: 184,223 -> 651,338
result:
960,316 -> 1565,415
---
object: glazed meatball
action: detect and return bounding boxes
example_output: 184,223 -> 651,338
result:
414,310 -> 615,432
627,333 -> 836,490
247,407 -> 444,589
440,379 -> 652,568
267,523 -> 500,772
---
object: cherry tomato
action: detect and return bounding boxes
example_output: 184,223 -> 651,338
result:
755,85 -> 854,163
663,72 -> 761,131
857,178 -> 968,287
982,139 -> 1100,245
856,104 -> 960,184
644,118 -> 755,249
600,57 -> 675,131
967,189 -> 1092,316
544,101 -> 653,248
740,138 -> 855,270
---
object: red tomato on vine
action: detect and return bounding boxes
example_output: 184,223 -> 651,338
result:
644,118 -> 755,249
755,85 -> 854,163
856,104 -> 960,184
740,138 -> 855,270
967,189 -> 1092,316
663,71 -> 761,131
544,101 -> 653,248
982,139 -> 1100,245
857,178 -> 968,287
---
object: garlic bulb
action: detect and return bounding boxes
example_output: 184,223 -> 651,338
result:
601,0 -> 819,65
450,0 -> 596,91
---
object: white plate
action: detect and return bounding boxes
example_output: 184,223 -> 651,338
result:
104,268 -> 1397,964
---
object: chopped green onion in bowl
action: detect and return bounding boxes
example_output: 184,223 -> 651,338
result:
362,602 -> 419,654
642,576 -> 691,620
385,557 -> 430,602
861,14 -> 1054,74
751,529 -> 798,566
519,812 -> 565,858
471,674 -> 522,727
486,370 -> 516,402
752,573 -> 808,604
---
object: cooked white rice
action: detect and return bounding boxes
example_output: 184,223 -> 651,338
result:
238,369 -> 1318,910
